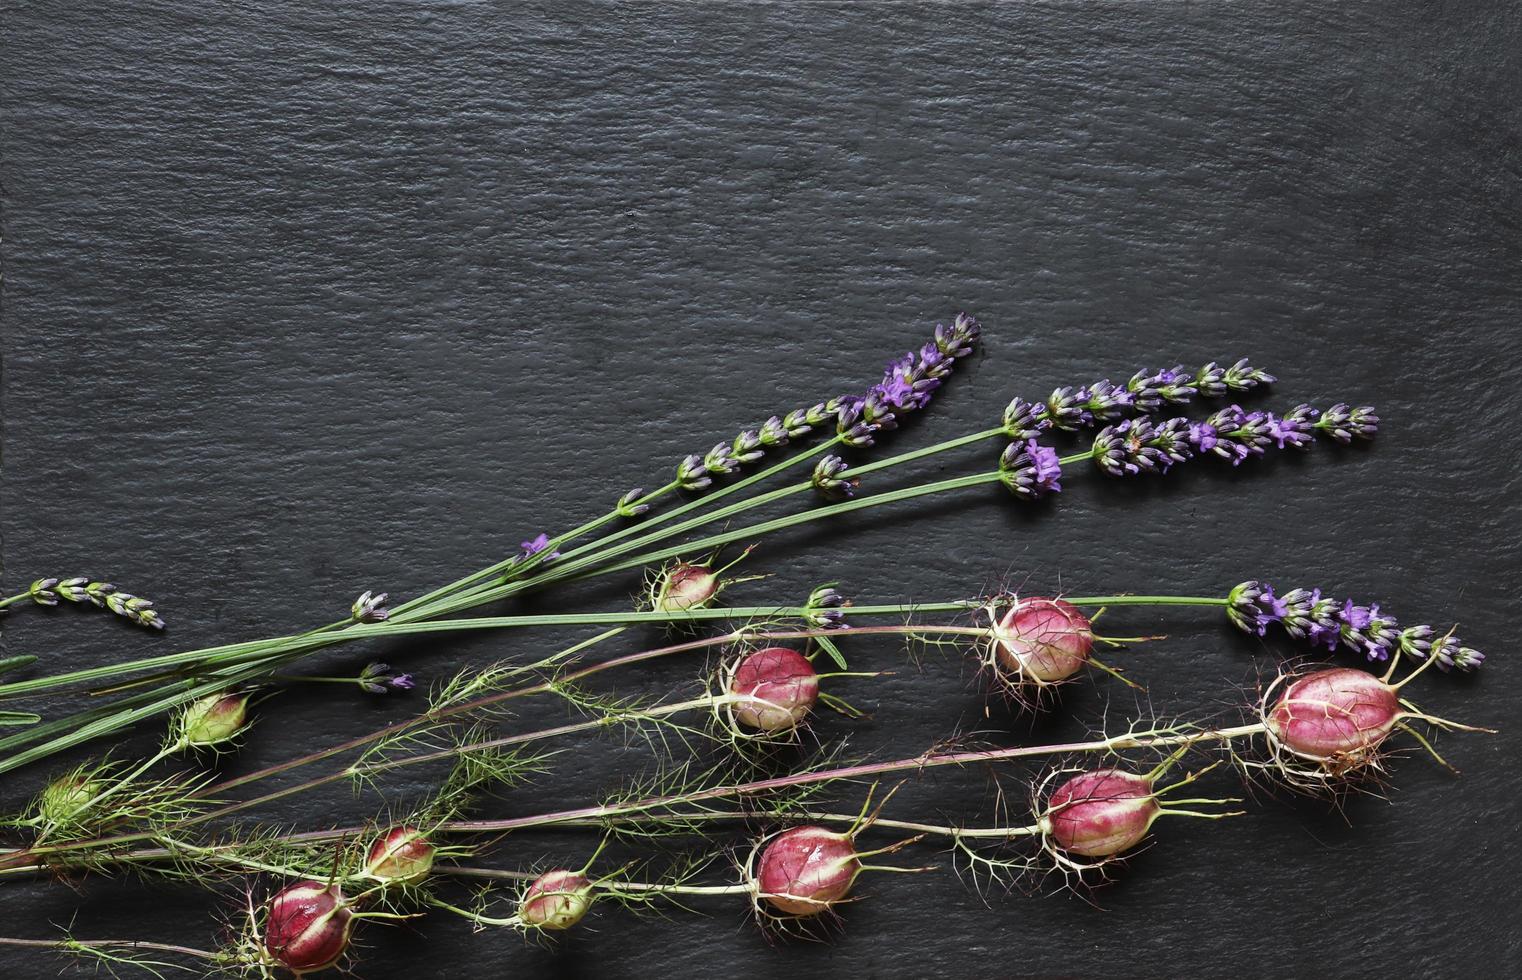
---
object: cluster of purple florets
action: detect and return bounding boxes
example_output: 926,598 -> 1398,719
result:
676,315 -> 981,491
835,313 -> 982,447
1090,401 -> 1377,477
1001,358 -> 1275,440
1228,580 -> 1484,672
999,439 -> 1064,500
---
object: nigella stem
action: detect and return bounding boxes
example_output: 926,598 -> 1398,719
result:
0,936 -> 227,963
539,809 -> 1044,841
436,723 -> 1268,837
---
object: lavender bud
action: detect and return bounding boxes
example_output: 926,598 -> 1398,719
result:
758,415 -> 790,447
1227,580 -> 1288,636
350,590 -> 390,624
811,455 -> 857,500
703,441 -> 742,477
731,429 -> 765,464
27,578 -> 61,606
1044,386 -> 1093,431
1081,378 -> 1134,420
1315,403 -> 1379,443
933,312 -> 981,358
1000,396 -> 1048,439
1222,357 -> 1277,391
782,407 -> 815,438
804,585 -> 850,629
616,487 -> 650,518
358,662 -> 415,695
676,454 -> 712,491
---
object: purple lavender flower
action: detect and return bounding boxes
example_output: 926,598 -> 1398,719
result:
811,455 -> 857,500
617,487 -> 651,518
1234,582 -> 1483,673
350,590 -> 391,624
1187,421 -> 1219,453
518,533 -> 560,564
358,662 -> 415,695
1315,403 -> 1380,443
1001,396 -> 1049,440
804,585 -> 850,629
999,439 -> 1063,500
1359,604 -> 1401,661
1266,404 -> 1318,449
1044,386 -> 1094,431
1091,417 -> 1194,476
1222,358 -> 1277,391
1227,581 -> 1287,636
1279,587 -> 1340,647
1126,365 -> 1197,411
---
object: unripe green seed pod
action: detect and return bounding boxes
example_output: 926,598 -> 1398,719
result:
178,692 -> 251,747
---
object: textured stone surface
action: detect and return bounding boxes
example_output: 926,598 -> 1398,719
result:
3,1 -> 1520,976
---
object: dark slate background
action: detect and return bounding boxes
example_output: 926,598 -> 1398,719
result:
3,1 -> 1520,977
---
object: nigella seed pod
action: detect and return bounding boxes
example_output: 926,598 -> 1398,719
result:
177,692 -> 251,747
364,826 -> 435,885
1265,667 -> 1401,764
729,647 -> 819,732
37,774 -> 102,826
754,826 -> 860,916
519,870 -> 595,930
263,880 -> 353,976
1041,769 -> 1160,858
654,562 -> 720,612
992,598 -> 1094,683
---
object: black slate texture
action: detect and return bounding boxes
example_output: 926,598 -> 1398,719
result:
3,2 -> 1521,977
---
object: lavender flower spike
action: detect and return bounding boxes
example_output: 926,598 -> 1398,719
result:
1228,580 -> 1484,673
999,439 -> 1063,500
839,313 -> 982,448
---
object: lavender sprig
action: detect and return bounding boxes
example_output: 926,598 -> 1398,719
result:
674,314 -> 981,488
23,577 -> 165,630
1229,580 -> 1484,672
1002,357 -> 1273,440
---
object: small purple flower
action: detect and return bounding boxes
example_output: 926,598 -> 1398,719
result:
359,662 -> 415,695
1266,404 -> 1317,449
1338,599 -> 1372,631
1187,421 -> 1219,452
518,533 -> 560,564
1227,580 -> 1286,636
999,439 -> 1063,500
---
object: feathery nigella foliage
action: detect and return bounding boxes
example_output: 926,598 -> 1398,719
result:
1228,580 -> 1485,672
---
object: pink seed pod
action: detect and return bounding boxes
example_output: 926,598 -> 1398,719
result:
263,880 -> 353,976
992,597 -> 1094,683
754,826 -> 861,916
519,870 -> 595,930
1265,667 -> 1402,764
178,692 -> 252,747
654,562 -> 721,612
363,826 -> 435,885
1041,768 -> 1161,858
729,647 -> 820,732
